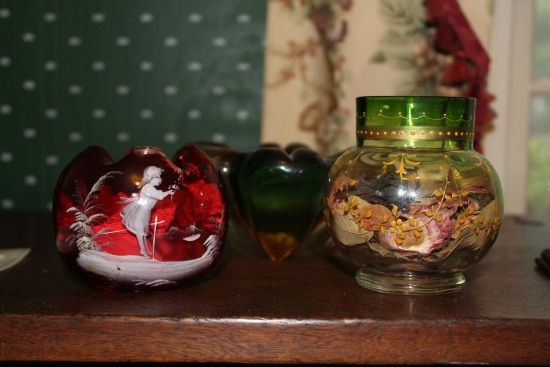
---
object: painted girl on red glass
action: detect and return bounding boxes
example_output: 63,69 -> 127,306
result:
120,166 -> 174,257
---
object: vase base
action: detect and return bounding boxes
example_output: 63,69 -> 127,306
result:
355,268 -> 466,295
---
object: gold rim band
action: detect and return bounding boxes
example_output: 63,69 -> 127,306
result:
356,126 -> 474,141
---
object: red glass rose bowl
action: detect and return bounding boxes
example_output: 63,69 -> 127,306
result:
53,145 -> 227,291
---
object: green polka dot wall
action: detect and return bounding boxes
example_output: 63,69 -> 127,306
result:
0,0 -> 267,210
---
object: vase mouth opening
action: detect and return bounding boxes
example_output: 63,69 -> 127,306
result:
126,145 -> 166,156
356,95 -> 475,101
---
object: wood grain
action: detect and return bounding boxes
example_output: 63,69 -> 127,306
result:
0,212 -> 549,364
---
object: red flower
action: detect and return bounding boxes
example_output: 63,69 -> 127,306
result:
441,58 -> 475,86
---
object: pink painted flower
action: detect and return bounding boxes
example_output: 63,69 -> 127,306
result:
379,207 -> 456,255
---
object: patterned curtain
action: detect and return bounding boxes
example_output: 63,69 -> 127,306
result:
261,0 -> 495,155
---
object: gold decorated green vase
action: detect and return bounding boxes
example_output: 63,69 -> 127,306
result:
325,96 -> 503,295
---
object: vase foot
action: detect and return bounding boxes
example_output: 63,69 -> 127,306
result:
355,268 -> 466,295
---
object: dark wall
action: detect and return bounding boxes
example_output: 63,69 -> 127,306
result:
0,0 -> 267,210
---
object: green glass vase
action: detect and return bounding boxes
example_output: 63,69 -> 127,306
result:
325,96 -> 504,294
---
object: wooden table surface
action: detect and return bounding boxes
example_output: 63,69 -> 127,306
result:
0,211 -> 549,365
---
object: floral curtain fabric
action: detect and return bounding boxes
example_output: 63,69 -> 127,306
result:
261,0 -> 495,155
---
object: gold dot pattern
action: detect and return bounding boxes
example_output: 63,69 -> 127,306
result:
356,127 -> 474,141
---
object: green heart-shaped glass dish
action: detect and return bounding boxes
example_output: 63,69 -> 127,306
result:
193,142 -> 333,261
